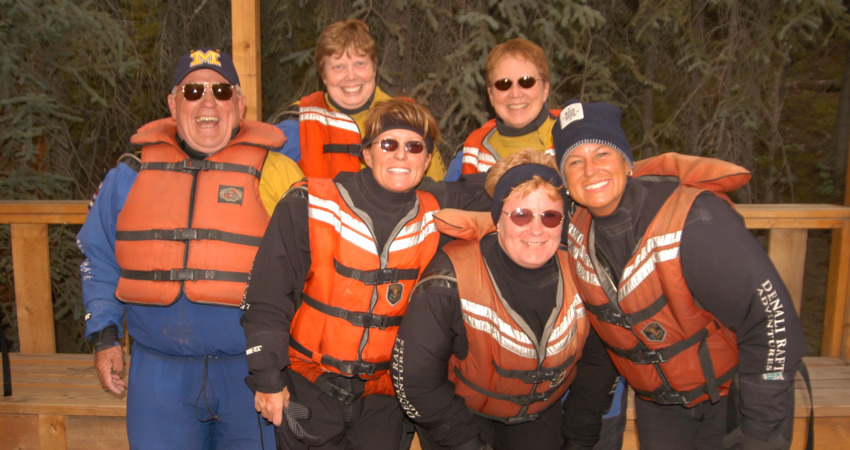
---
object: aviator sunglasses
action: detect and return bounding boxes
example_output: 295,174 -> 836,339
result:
180,82 -> 235,101
491,76 -> 537,91
374,138 -> 426,154
503,208 -> 564,228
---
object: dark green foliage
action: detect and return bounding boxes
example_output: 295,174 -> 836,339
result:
1,0 -> 849,352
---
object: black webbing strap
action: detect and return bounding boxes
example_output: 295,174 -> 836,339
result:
119,268 -> 249,283
583,293 -> 668,329
633,365 -> 736,406
289,339 -> 390,376
697,332 -> 722,403
492,355 -> 576,384
141,159 -> 261,178
313,374 -> 361,405
333,260 -> 420,286
452,367 -> 560,407
323,143 -> 362,157
301,294 -> 402,329
1,323 -> 10,397
115,228 -> 262,246
799,361 -> 815,450
607,328 -> 708,365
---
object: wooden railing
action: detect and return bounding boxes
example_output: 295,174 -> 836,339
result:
2,200 -> 850,358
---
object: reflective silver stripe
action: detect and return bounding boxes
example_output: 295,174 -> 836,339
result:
567,224 -> 600,286
388,211 -> 438,252
461,146 -> 496,172
545,294 -> 584,356
300,107 -> 360,134
308,194 -> 377,255
621,231 -> 681,281
461,298 -> 537,359
619,232 -> 681,299
620,247 -> 680,300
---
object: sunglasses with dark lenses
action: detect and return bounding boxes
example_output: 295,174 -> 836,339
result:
503,208 -> 564,228
181,82 -> 235,101
492,76 -> 537,91
376,138 -> 426,154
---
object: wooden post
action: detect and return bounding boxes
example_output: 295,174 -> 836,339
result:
822,221 -> 850,358
10,223 -> 56,353
231,0 -> 262,121
767,229 -> 808,316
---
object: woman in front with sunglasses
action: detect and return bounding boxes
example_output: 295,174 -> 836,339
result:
392,150 -> 618,450
242,98 -> 490,450
444,39 -> 558,181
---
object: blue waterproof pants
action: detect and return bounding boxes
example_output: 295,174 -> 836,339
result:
126,343 -> 274,449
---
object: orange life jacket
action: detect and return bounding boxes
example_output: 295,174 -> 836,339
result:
566,185 -> 739,406
288,178 -> 441,397
296,92 -> 364,178
443,238 -> 589,423
460,109 -> 559,175
114,118 -> 277,307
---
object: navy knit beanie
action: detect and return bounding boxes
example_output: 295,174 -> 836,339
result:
552,100 -> 634,175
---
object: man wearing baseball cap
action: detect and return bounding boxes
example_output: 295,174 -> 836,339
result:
77,47 -> 303,448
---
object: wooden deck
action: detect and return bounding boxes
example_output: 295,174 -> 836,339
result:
2,353 -> 847,449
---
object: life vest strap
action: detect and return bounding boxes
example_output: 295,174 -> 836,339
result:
141,159 -> 261,178
584,293 -> 668,329
119,268 -> 249,283
289,338 -> 390,377
633,365 -> 736,406
323,143 -> 361,157
492,355 -> 576,384
301,294 -> 402,330
453,367 -> 560,407
333,260 -> 420,285
607,328 -> 708,364
115,228 -> 262,246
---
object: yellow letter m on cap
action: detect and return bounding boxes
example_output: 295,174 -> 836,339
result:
189,50 -> 222,68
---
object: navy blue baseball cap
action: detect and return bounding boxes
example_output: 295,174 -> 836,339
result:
172,48 -> 240,88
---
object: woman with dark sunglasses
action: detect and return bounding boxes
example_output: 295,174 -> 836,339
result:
271,18 -> 446,181
392,149 -> 618,450
444,39 -> 558,181
241,98 -> 490,450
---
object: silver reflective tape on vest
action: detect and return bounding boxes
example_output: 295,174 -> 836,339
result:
388,211 -> 438,252
461,298 -> 537,359
545,294 -> 584,356
308,194 -> 377,256
619,233 -> 682,300
567,225 -> 600,287
299,106 -> 360,134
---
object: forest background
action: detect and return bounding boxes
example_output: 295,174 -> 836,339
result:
2,0 -> 850,353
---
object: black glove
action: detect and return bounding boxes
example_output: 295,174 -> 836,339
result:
284,401 -> 324,446
722,427 -> 789,450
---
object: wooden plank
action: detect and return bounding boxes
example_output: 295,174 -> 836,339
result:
0,414 -> 40,449
767,229 -> 808,315
0,200 -> 88,224
11,223 -> 56,353
231,0 -> 262,121
822,222 -> 850,358
66,416 -> 128,449
1,354 -> 127,417
39,414 -> 67,450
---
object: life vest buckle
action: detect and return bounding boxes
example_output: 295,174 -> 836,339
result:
174,228 -> 200,240
372,268 -> 398,285
169,268 -> 196,281
650,390 -> 689,405
629,348 -> 666,364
